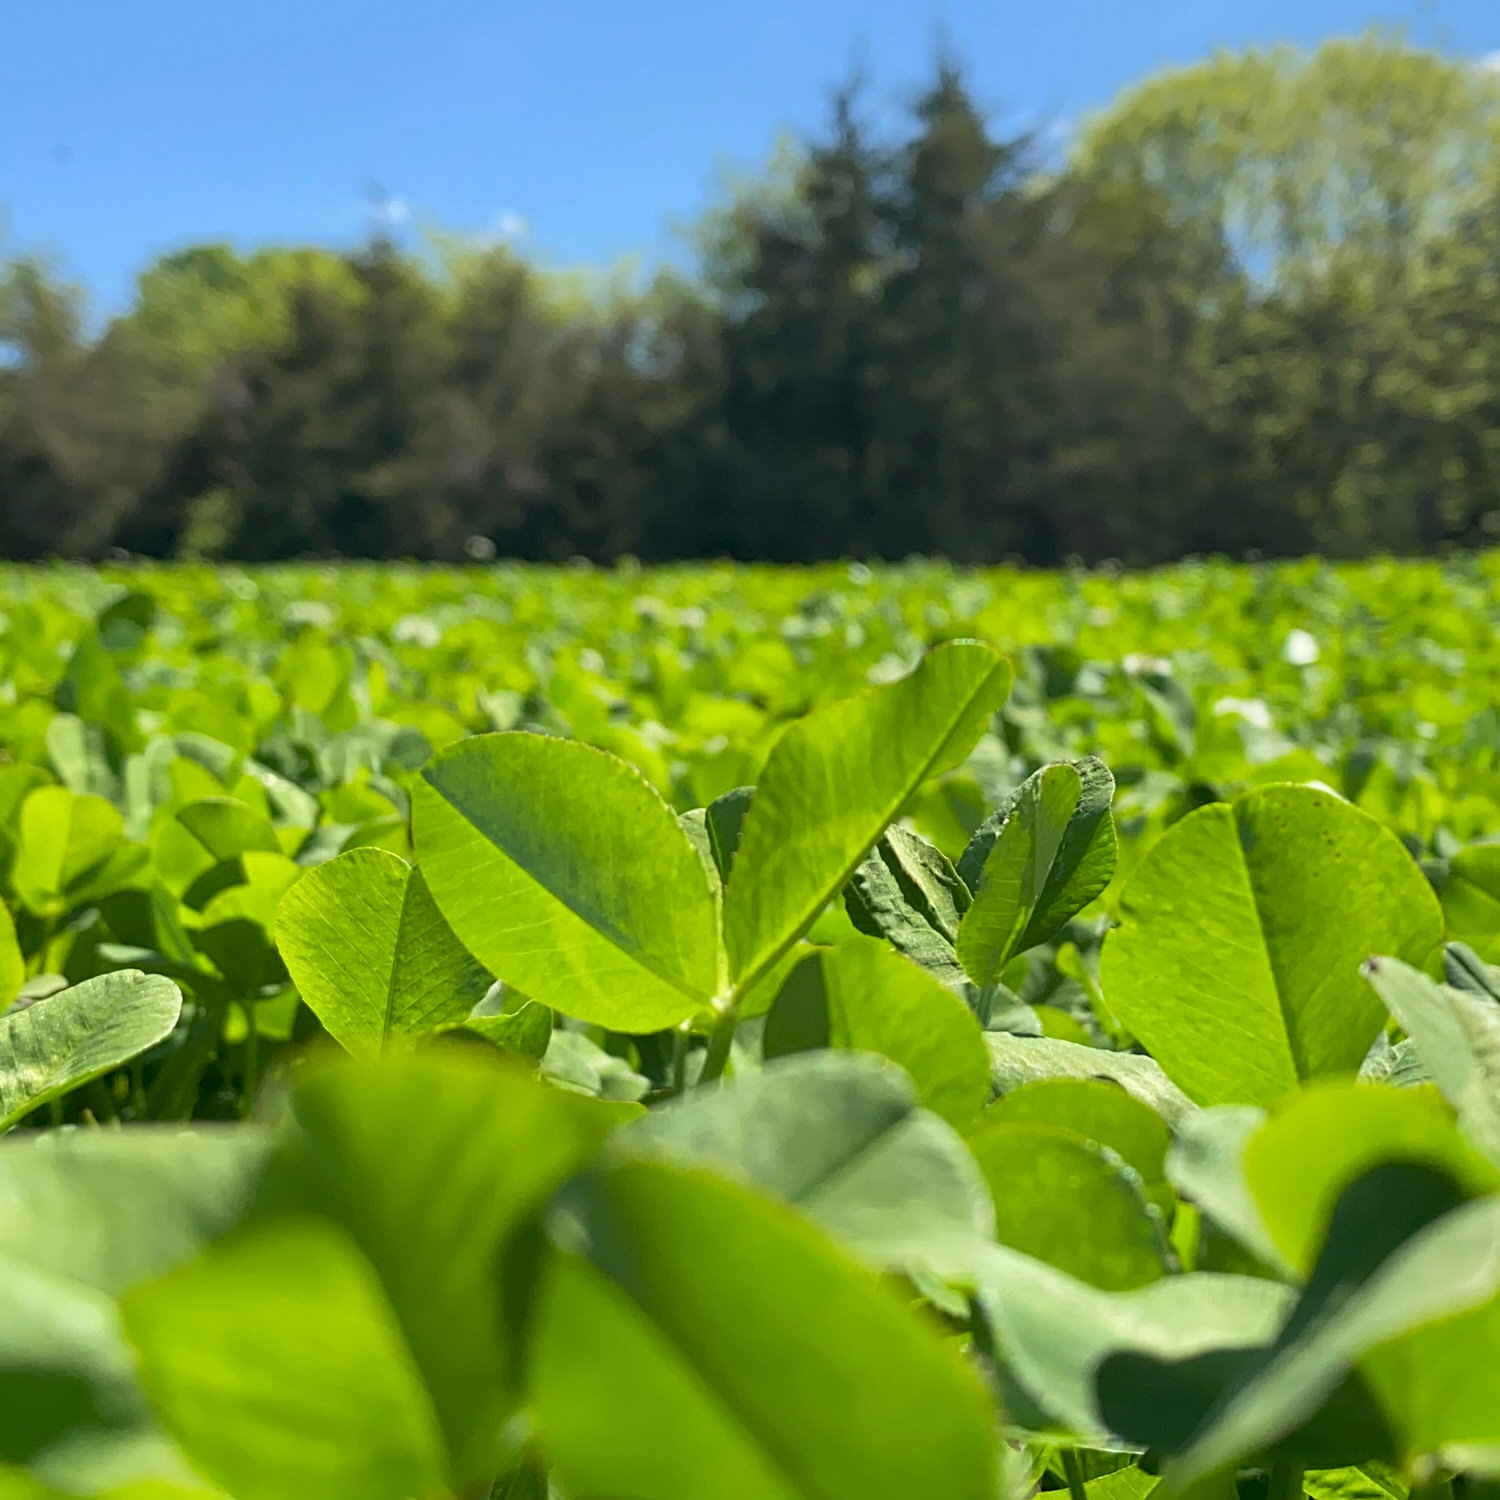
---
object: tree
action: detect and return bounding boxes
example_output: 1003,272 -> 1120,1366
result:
5,41 -> 1500,565
871,65 -> 1036,559
0,257 -> 207,558
1070,34 -> 1500,556
1074,33 -> 1500,294
707,85 -> 892,560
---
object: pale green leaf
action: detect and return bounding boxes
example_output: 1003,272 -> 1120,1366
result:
256,1052 -> 617,1488
275,846 -> 490,1058
724,642 -> 1010,994
0,1255 -> 186,1492
621,1052 -> 994,1278
1101,786 -> 1442,1107
975,1247 -> 1294,1442
1164,1194 -> 1500,1492
533,1159 -> 999,1500
1243,1080 -> 1500,1274
0,1128 -> 268,1492
122,1217 -> 448,1500
1362,954 -> 1500,1167
985,1033 -> 1196,1125
0,972 -> 182,1132
1166,1105 -> 1287,1273
541,1029 -> 652,1101
0,1125 -> 268,1294
414,733 -> 722,1031
1444,940 -> 1500,1004
763,939 -> 990,1126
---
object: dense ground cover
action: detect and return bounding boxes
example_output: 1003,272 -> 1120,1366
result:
4,556 -> 1500,1497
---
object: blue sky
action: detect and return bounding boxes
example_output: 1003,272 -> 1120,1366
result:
3,0 -> 1498,312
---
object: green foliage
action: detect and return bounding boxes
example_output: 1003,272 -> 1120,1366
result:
1074,35 -> 1500,291
725,640 -> 1008,992
982,1077 -> 1173,1214
10,38 -> 1500,565
533,1159 -> 999,1500
844,823 -> 972,986
977,1253 -> 1295,1443
621,1051 -> 994,1277
0,972 -> 181,1130
1072,35 -> 1500,558
415,732 -> 723,1031
763,938 -> 989,1126
124,1217 -> 450,1500
239,1053 -> 614,1490
1243,1082 -> 1499,1273
1362,956 -> 1500,1165
275,847 -> 490,1057
0,908 -> 21,1010
1102,785 -> 1443,1105
956,757 -> 1116,989
7,560 -> 1500,1493
0,1127 -> 267,1292
967,1119 -> 1169,1290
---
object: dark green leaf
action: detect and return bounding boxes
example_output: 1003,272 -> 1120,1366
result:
957,758 -> 1116,984
844,825 -> 970,986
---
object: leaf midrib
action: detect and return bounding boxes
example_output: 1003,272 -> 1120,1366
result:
1227,807 -> 1303,1092
425,770 -> 715,1009
732,656 -> 1006,999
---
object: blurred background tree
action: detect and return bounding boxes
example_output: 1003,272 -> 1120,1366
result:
4,32 -> 1500,565
1072,35 -> 1500,555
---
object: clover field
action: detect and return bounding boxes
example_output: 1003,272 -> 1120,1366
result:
4,555 -> 1500,1500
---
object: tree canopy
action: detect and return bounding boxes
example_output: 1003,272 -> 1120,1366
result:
4,33 -> 1500,565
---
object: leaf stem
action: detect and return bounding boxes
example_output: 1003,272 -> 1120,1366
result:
699,999 -> 740,1083
240,1006 -> 260,1119
1060,1449 -> 1088,1500
1410,1474 -> 1453,1500
670,1022 -> 690,1095
147,990 -> 226,1120
975,982 -> 996,1029
1266,1455 -> 1304,1500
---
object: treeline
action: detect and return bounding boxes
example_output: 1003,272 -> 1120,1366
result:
6,35 -> 1500,565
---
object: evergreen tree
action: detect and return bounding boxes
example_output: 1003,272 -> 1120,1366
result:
712,86 -> 889,559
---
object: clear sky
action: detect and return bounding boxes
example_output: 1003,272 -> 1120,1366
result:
3,0 -> 1498,312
